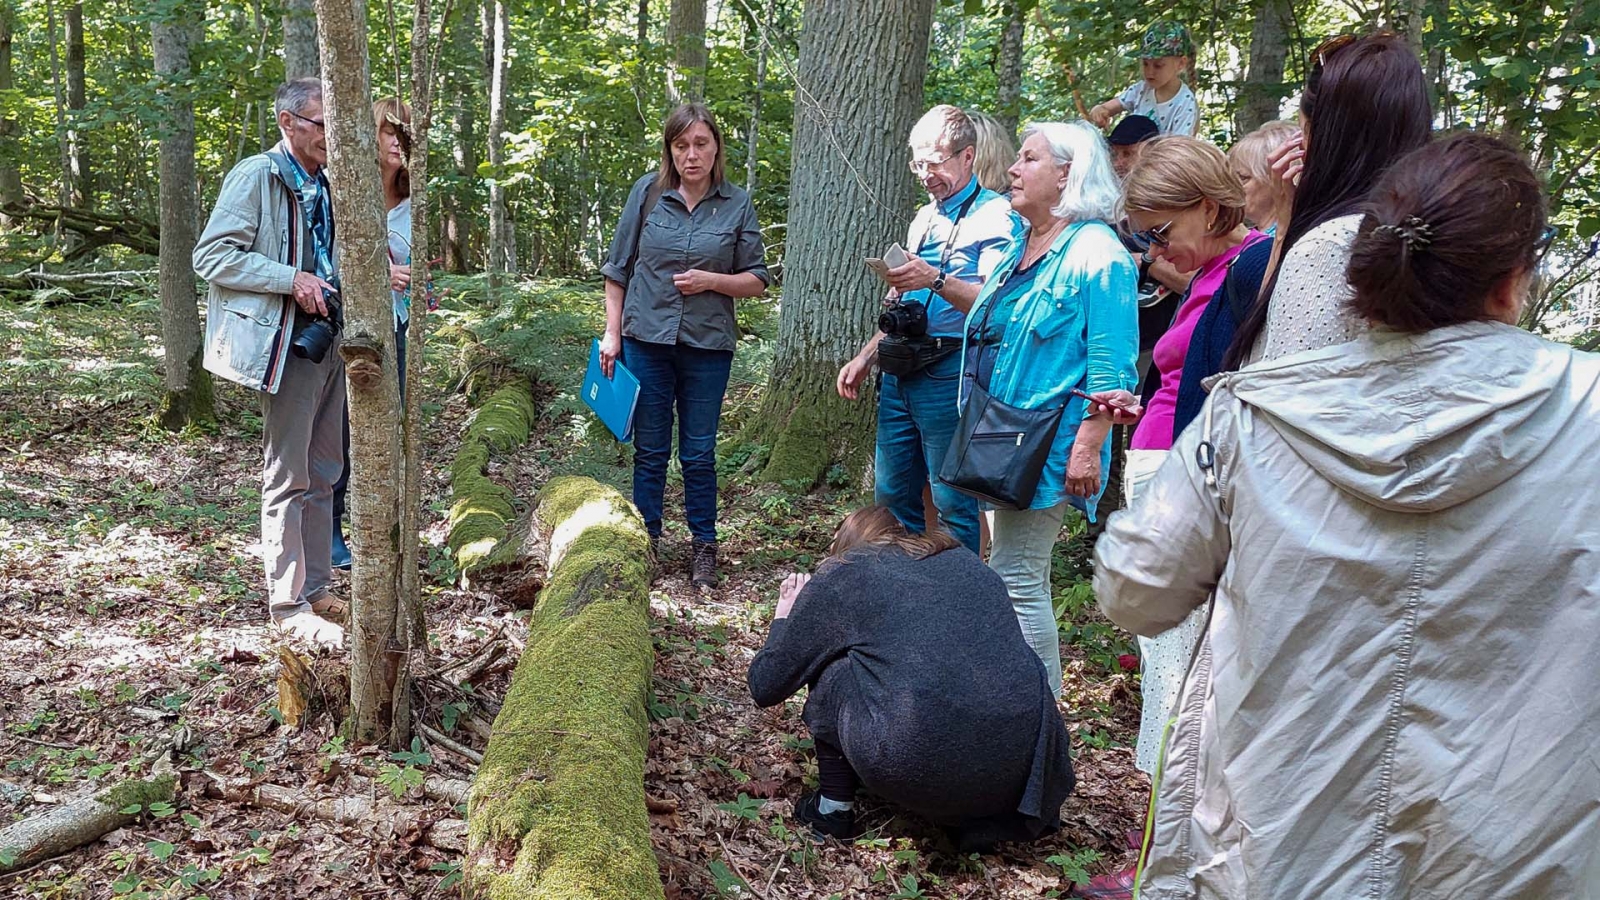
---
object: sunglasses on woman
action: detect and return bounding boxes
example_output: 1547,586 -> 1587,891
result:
1131,220 -> 1174,250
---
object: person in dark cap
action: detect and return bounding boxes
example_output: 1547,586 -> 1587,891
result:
1108,114 -> 1160,180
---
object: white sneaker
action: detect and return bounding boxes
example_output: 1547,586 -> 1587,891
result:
275,611 -> 346,648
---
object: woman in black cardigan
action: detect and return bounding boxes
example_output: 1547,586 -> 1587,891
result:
747,507 -> 1075,849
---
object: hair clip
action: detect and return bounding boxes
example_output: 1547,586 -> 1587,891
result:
1374,216 -> 1434,249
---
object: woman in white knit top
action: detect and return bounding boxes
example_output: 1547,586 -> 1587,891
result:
1226,33 -> 1432,368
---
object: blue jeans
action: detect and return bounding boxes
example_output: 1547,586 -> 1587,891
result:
874,349 -> 981,553
623,337 -> 732,543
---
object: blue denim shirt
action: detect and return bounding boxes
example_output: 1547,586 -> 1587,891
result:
959,219 -> 1140,516
904,176 -> 1024,337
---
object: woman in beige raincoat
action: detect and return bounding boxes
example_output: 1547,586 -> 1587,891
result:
1093,133 -> 1600,899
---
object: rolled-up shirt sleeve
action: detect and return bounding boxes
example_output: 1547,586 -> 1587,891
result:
734,195 -> 770,286
601,174 -> 652,286
1084,238 -> 1140,394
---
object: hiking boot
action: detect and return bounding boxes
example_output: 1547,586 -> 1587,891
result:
1068,865 -> 1136,899
691,540 -> 718,593
793,790 -> 856,840
646,533 -> 661,580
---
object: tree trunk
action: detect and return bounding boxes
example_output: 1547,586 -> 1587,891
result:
486,0 -> 511,289
996,0 -> 1026,138
312,0 -> 408,750
283,0 -> 320,80
46,0 -> 72,213
1237,0 -> 1291,133
755,0 -> 936,487
0,1 -> 21,225
0,774 -> 175,873
401,0 -> 435,692
65,2 -> 88,208
152,3 -> 214,431
665,0 -> 706,104
744,0 -> 772,192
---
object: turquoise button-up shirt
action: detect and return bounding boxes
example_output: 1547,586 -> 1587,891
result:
959,218 -> 1140,516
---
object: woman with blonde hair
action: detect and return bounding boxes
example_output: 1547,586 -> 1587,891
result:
1228,120 -> 1298,232
748,506 -> 1074,849
968,110 -> 1017,193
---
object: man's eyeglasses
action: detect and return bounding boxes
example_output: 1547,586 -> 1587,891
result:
1131,221 -> 1174,250
289,110 -> 326,133
909,153 -> 952,176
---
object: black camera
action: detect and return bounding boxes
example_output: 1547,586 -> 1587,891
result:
290,276 -> 343,364
878,299 -> 928,338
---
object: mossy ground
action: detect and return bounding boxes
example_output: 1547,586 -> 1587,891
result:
467,478 -> 662,900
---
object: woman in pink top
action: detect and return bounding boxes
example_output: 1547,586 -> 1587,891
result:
1068,134 -> 1266,900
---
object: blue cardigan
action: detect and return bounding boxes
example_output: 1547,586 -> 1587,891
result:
1171,237 -> 1274,439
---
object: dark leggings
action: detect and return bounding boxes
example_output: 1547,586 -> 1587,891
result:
815,737 -> 861,803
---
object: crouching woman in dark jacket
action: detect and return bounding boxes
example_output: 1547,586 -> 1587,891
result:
747,506 -> 1075,849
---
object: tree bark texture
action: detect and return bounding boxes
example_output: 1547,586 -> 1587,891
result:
0,1 -> 21,224
0,774 -> 174,873
756,0 -> 936,487
996,0 -> 1026,138
465,477 -> 663,899
283,0 -> 320,80
486,0 -> 511,287
401,0 -> 436,693
1237,0 -> 1292,133
65,2 -> 88,208
666,0 -> 707,105
152,3 -> 214,431
312,0 -> 408,750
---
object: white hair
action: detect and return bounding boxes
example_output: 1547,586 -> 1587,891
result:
1021,121 -> 1122,223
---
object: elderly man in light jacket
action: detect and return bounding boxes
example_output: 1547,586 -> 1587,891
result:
194,78 -> 343,647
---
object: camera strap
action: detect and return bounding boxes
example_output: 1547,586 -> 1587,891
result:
913,182 -> 983,286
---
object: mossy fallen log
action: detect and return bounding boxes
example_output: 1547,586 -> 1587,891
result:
465,476 -> 662,900
447,378 -> 538,575
0,773 -> 175,872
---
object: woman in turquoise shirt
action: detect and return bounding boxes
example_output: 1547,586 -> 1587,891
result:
961,120 -> 1139,697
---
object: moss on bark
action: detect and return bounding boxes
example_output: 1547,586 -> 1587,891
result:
446,377 -> 538,574
466,477 -> 662,900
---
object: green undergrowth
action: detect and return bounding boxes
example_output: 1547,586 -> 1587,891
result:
466,477 -> 662,900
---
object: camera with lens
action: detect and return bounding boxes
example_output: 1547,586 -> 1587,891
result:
290,275 -> 343,364
878,298 -> 928,338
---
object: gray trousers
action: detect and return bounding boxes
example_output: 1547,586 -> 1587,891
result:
262,341 -> 346,620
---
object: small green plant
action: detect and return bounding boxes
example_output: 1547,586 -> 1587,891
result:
1046,848 -> 1105,886
377,762 -> 425,798
715,792 -> 765,822
707,859 -> 750,897
388,737 -> 434,768
430,861 -> 464,890
888,874 -> 928,899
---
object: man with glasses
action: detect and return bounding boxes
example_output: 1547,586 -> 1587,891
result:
194,78 -> 345,647
836,105 -> 1022,553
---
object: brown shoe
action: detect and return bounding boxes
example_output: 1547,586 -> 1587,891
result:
690,540 -> 718,593
309,592 -> 349,625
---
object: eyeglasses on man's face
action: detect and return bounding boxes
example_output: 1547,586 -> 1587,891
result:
289,109 -> 326,133
909,153 -> 954,176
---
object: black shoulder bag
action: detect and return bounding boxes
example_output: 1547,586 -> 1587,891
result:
937,230 -> 1082,510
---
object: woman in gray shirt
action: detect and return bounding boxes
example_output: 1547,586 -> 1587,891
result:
599,104 -> 769,591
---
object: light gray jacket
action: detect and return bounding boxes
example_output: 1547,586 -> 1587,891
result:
193,150 -> 335,393
1094,322 -> 1600,899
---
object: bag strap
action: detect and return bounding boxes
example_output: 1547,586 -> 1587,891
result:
628,174 -> 667,276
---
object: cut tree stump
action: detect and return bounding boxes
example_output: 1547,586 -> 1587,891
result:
465,476 -> 663,900
0,772 -> 175,873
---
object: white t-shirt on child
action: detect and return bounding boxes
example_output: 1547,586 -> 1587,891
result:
1116,80 -> 1199,136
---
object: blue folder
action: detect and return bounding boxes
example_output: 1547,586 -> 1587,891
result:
582,339 -> 641,442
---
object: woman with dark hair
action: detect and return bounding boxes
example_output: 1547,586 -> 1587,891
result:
1095,132 -> 1600,898
1225,32 -> 1430,368
599,104 -> 769,590
748,506 -> 1075,850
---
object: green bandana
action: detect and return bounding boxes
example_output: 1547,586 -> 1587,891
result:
1140,20 -> 1193,58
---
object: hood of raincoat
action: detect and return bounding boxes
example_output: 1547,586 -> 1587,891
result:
1214,319 -> 1600,512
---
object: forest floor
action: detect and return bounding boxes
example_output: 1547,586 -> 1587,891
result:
0,284 -> 1147,899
